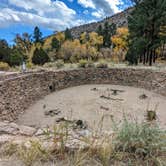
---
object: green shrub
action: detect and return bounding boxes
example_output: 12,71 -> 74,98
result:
9,50 -> 23,66
85,61 -> 95,68
96,61 -> 108,68
43,62 -> 54,68
0,62 -> 10,71
55,60 -> 64,69
78,59 -> 88,68
26,62 -> 34,69
114,118 -> 166,158
32,48 -> 50,65
43,60 -> 64,69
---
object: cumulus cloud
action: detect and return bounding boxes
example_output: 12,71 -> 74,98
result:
78,0 -> 95,8
0,8 -> 69,30
8,0 -> 76,18
0,0 -> 83,30
78,0 -> 123,18
0,0 -> 124,30
92,10 -> 104,18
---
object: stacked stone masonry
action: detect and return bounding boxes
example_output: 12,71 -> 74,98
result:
0,68 -> 166,121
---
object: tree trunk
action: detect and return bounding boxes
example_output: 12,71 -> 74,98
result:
149,50 -> 153,66
146,49 -> 149,64
153,49 -> 156,63
143,50 -> 146,64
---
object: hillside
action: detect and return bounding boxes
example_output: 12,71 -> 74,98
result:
44,7 -> 133,42
70,7 -> 133,38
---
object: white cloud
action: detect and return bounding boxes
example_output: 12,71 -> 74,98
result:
105,0 -> 123,13
0,8 -> 67,29
78,0 -> 123,18
0,0 -> 125,31
78,0 -> 95,8
0,0 -> 82,30
8,0 -> 76,17
92,10 -> 104,18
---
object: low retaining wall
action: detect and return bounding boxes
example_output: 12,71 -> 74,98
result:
0,68 -> 166,121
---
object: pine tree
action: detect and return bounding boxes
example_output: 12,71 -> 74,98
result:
65,28 -> 73,40
103,22 -> 116,47
127,0 -> 166,66
33,26 -> 42,43
32,48 -> 49,65
51,37 -> 61,51
97,25 -> 103,36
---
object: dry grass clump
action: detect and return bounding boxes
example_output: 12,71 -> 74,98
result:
96,60 -> 108,68
2,118 -> 166,166
43,60 -> 64,69
0,62 -> 10,71
114,118 -> 166,165
17,141 -> 52,166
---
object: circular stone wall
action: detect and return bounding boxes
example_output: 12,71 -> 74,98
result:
0,68 -> 166,121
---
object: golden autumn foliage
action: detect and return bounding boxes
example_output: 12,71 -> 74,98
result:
60,39 -> 87,62
111,27 -> 129,62
80,32 -> 88,44
59,32 -> 103,62
89,32 -> 103,48
55,32 -> 65,43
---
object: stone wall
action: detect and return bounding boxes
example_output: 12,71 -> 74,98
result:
0,68 -> 166,121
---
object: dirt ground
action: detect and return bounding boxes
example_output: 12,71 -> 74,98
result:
16,84 -> 166,130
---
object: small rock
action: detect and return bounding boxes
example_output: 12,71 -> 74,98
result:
100,106 -> 109,111
19,125 -> 36,136
44,109 -> 61,117
0,135 -> 14,145
76,129 -> 91,137
35,129 -> 45,136
0,122 -> 19,135
42,141 -> 55,152
75,120 -> 88,129
43,104 -> 46,109
91,88 -> 98,91
139,94 -> 148,99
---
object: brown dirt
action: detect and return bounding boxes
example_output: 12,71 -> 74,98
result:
16,84 -> 166,130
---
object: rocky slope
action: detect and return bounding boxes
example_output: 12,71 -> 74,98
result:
70,7 -> 133,38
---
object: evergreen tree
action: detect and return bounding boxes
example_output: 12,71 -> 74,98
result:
103,22 -> 116,47
65,28 -> 73,40
51,37 -> 61,51
32,48 -> 49,65
0,39 -> 26,66
127,0 -> 166,66
97,25 -> 103,36
0,39 -> 10,62
33,26 -> 42,43
9,49 -> 23,66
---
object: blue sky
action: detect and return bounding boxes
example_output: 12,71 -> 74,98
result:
0,0 -> 132,44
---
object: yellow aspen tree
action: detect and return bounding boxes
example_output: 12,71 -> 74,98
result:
111,27 -> 129,62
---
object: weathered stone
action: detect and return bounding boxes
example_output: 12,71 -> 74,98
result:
0,68 -> 166,122
18,125 -> 36,136
0,122 -> 19,135
35,129 -> 45,136
0,135 -> 14,145
44,109 -> 61,117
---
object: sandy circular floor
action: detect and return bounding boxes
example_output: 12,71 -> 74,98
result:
16,85 -> 166,130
